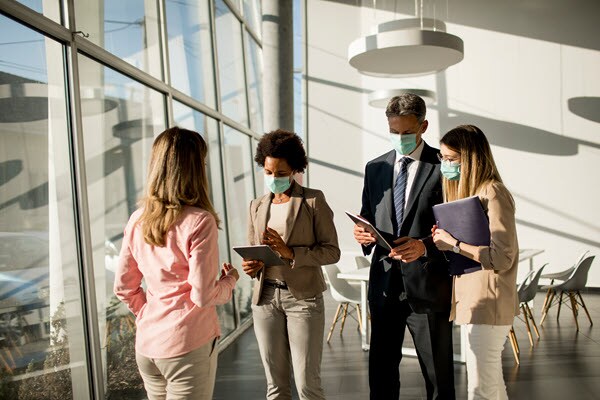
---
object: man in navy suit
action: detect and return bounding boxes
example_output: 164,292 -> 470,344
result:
354,93 -> 454,399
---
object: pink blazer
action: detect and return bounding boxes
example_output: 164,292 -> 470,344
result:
114,206 -> 236,358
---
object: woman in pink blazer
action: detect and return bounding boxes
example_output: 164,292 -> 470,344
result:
114,127 -> 239,400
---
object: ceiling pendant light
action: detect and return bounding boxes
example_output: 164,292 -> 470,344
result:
348,2 -> 464,77
368,88 -> 436,108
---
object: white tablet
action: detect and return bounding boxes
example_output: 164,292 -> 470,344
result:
232,245 -> 286,267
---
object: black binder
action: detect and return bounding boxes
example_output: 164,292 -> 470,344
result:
432,196 -> 490,275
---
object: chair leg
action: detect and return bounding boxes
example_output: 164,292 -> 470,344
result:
339,303 -> 349,335
521,304 -> 534,347
568,292 -> 580,331
355,304 -> 363,333
327,304 -> 343,343
556,292 -> 564,321
526,303 -> 540,339
509,327 -> 520,365
540,290 -> 556,325
541,287 -> 553,311
577,291 -> 593,326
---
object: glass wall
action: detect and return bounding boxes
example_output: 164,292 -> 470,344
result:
0,15 -> 90,398
1,0 -> 263,397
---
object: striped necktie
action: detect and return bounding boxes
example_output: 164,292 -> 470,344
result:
393,157 -> 413,236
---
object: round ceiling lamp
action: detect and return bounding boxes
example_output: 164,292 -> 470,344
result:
368,89 -> 436,108
348,17 -> 464,77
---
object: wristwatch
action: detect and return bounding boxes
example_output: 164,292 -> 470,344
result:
452,240 -> 461,254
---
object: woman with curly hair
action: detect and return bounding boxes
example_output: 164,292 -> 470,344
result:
242,129 -> 340,400
114,127 -> 239,399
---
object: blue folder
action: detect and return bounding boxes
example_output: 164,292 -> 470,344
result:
432,196 -> 490,276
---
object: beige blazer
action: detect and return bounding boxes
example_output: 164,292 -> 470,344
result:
248,180 -> 341,304
451,181 -> 520,325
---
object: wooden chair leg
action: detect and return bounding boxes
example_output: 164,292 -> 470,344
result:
339,303 -> 349,335
521,304 -> 534,347
556,292 -> 564,321
540,290 -> 556,325
577,291 -> 593,326
568,292 -> 580,331
509,327 -> 520,365
355,304 -> 363,332
526,303 -> 540,339
541,288 -> 553,312
327,304 -> 342,343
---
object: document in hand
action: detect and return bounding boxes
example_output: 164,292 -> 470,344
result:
345,211 -> 392,251
432,196 -> 490,276
232,245 -> 285,267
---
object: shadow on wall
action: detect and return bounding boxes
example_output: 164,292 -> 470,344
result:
441,110 -> 600,156
568,97 -> 600,124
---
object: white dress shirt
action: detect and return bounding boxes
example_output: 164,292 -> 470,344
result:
393,139 -> 425,212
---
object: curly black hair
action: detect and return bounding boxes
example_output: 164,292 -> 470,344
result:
254,129 -> 308,173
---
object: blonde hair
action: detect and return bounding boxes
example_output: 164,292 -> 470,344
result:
138,127 -> 220,246
440,125 -> 505,202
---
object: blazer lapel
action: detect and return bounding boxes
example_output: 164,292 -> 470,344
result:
283,180 -> 303,243
255,194 -> 271,243
403,143 -> 436,227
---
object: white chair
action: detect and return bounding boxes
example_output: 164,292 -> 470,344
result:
540,255 -> 595,330
515,264 -> 547,347
322,264 -> 363,343
355,255 -> 370,269
540,251 -> 588,310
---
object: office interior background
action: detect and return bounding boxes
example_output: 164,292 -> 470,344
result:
0,0 -> 598,399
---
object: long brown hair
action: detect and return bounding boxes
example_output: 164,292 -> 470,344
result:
138,126 -> 220,246
440,125 -> 505,202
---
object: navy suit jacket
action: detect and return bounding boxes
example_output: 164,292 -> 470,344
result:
360,142 -> 451,313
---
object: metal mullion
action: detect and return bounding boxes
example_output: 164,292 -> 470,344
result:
221,0 -> 262,46
245,23 -> 261,46
157,0 -> 174,126
63,0 -> 103,398
0,0 -> 71,42
240,17 -> 253,135
302,0 -> 309,187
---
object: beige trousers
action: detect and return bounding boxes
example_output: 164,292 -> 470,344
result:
252,285 -> 326,400
136,337 -> 218,400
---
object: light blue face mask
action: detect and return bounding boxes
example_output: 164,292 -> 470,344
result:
440,160 -> 461,181
265,174 -> 292,194
390,133 -> 418,155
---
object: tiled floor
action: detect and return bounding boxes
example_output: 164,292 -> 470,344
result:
214,291 -> 600,399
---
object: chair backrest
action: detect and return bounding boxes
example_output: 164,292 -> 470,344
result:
322,264 -> 361,304
518,264 -> 547,303
557,256 -> 595,291
355,256 -> 371,269
541,250 -> 588,281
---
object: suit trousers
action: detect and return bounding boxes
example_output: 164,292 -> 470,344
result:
252,285 -> 325,400
369,298 -> 455,400
464,324 -> 510,400
135,337 -> 218,400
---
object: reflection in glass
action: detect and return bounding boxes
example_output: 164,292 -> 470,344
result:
222,126 -> 255,322
165,0 -> 216,108
0,16 -> 89,398
245,34 -> 264,133
215,0 -> 249,126
243,0 -> 262,38
75,0 -> 162,78
78,54 -> 165,399
15,0 -> 61,23
173,101 -> 236,336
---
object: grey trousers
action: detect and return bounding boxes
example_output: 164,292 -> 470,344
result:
136,337 -> 218,400
252,285 -> 326,400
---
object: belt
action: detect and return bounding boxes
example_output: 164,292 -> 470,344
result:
263,280 -> 288,290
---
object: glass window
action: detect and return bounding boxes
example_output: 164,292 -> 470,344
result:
15,0 -> 61,23
78,54 -> 165,399
222,126 -> 255,322
165,0 -> 216,108
252,138 -> 266,198
75,0 -> 162,78
243,0 -> 262,38
245,34 -> 263,133
215,0 -> 249,126
0,16 -> 90,398
172,101 -> 236,337
293,0 -> 305,139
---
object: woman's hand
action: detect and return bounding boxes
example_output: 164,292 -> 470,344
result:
262,227 -> 294,260
241,259 -> 264,278
432,227 -> 457,251
221,262 -> 240,281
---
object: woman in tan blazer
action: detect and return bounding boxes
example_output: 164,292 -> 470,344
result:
432,125 -> 519,400
242,129 -> 340,400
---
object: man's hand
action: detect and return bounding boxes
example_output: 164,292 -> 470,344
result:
241,259 -> 264,278
354,224 -> 376,245
389,237 -> 425,263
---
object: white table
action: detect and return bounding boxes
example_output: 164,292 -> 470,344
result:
337,248 -> 545,358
